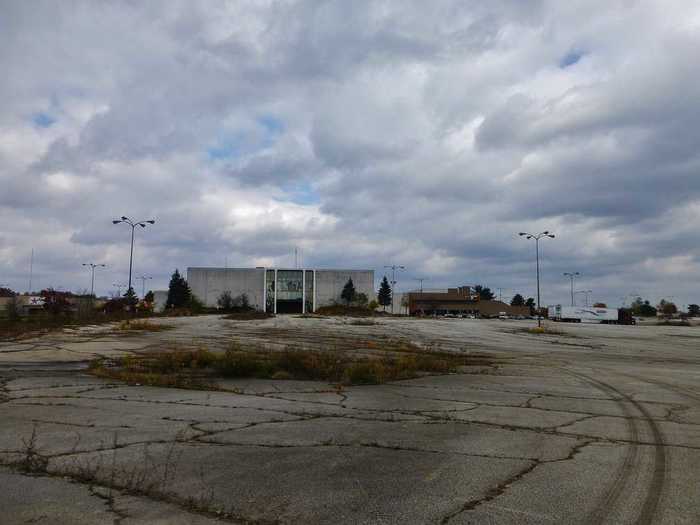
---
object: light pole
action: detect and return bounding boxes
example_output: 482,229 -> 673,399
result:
82,263 -> 106,297
112,217 -> 155,306
575,290 -> 593,307
519,231 -> 555,327
563,272 -> 580,306
414,277 -> 428,292
384,265 -> 405,314
135,276 -> 153,298
112,283 -> 127,298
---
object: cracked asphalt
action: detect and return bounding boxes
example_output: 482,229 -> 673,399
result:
1,315 -> 699,524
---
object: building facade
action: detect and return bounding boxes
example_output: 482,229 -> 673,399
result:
187,267 -> 374,314
407,286 -> 531,317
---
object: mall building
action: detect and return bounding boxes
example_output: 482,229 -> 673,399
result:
187,267 -> 375,314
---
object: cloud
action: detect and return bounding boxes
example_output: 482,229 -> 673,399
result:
1,0 -> 699,308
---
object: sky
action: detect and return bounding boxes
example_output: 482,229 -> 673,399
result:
1,0 -> 699,308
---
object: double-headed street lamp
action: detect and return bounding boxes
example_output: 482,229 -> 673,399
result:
519,231 -> 555,327
136,275 -> 153,298
563,272 -> 580,307
82,263 -> 106,297
575,289 -> 593,307
112,217 -> 155,303
113,283 -> 127,297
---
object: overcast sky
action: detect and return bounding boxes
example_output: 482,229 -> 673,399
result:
1,1 -> 699,308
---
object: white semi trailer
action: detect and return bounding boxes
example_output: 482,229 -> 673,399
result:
548,305 -> 619,323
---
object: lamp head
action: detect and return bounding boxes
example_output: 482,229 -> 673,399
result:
112,220 -> 121,224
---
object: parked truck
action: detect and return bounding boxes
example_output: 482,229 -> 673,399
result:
547,305 -> 634,324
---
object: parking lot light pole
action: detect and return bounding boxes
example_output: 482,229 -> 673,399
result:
384,265 -> 405,314
136,275 -> 153,298
82,263 -> 106,297
575,289 -> 593,307
112,217 -> 155,306
519,231 -> 555,327
563,272 -> 580,307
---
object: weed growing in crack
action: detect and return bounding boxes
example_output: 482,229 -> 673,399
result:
18,424 -> 48,473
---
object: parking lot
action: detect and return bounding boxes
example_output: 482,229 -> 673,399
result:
1,315 -> 699,524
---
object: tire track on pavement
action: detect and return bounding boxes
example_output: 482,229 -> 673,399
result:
564,368 -> 666,525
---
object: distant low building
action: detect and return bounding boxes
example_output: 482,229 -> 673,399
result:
407,286 -> 530,317
187,267 -> 374,314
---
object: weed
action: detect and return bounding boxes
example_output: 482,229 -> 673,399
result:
117,320 -> 174,332
18,425 -> 48,473
89,340 -> 482,387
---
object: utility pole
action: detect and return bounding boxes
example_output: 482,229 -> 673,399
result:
414,277 -> 428,292
135,275 -> 153,298
519,231 -> 556,328
384,265 -> 405,314
82,263 -> 106,297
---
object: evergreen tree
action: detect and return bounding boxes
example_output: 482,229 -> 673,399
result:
510,293 -> 525,306
123,287 -> 138,309
525,297 -> 536,314
166,269 -> 191,308
341,278 -> 356,306
474,285 -> 495,301
377,276 -> 392,311
144,290 -> 155,303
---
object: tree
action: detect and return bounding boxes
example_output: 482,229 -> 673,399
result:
0,287 -> 16,297
525,297 -> 536,315
123,287 -> 138,310
341,278 -> 356,306
510,294 -> 525,307
377,276 -> 392,311
630,297 -> 656,317
41,289 -> 72,316
144,290 -> 155,304
657,300 -> 677,316
238,293 -> 251,310
166,269 -> 191,308
355,292 -> 369,307
217,291 -> 234,310
689,304 -> 700,317
474,285 -> 494,301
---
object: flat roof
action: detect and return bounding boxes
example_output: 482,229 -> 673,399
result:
187,267 -> 373,272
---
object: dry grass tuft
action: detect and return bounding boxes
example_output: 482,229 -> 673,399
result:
89,341 -> 486,387
117,320 -> 174,332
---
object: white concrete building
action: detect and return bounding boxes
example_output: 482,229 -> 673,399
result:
187,267 -> 374,314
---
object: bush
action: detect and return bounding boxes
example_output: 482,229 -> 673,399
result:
367,299 -> 379,311
217,291 -> 234,310
188,294 -> 205,314
354,293 -> 369,307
